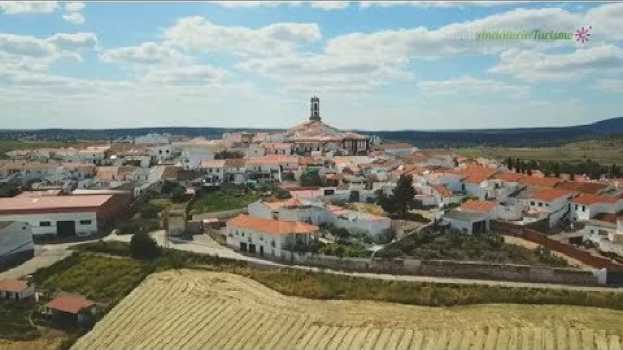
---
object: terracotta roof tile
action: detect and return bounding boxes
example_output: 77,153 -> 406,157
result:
451,166 -> 497,184
0,279 -> 29,293
460,200 -> 496,213
228,214 -> 318,235
573,193 -> 620,205
531,188 -> 573,202
47,294 -> 95,314
556,181 -> 609,194
519,176 -> 561,188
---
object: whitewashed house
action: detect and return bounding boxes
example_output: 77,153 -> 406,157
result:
520,188 -> 575,227
327,205 -> 391,238
226,214 -> 319,258
572,194 -> 623,221
0,279 -> 35,301
247,198 -> 330,226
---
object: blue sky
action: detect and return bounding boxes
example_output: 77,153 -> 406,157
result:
0,1 -> 622,130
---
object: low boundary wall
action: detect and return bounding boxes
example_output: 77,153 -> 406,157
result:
273,251 -> 602,286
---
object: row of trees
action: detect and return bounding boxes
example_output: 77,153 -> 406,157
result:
504,157 -> 622,179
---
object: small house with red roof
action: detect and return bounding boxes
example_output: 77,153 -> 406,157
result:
226,214 -> 319,258
0,279 -> 34,301
46,293 -> 96,325
247,199 -> 330,226
520,188 -> 575,227
572,193 -> 623,221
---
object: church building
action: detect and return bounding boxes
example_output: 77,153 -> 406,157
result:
285,97 -> 369,156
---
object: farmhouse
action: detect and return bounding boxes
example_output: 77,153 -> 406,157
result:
0,221 -> 34,268
226,214 -> 319,258
247,198 -> 329,226
572,193 -> 623,221
46,293 -> 96,325
443,209 -> 491,235
0,279 -> 35,301
0,195 -> 127,238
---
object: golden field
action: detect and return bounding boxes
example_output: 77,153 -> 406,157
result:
70,269 -> 623,350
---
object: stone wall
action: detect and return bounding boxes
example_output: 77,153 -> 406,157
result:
278,251 -> 601,285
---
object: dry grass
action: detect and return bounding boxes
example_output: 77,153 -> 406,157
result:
453,137 -> 623,165
72,269 -> 623,350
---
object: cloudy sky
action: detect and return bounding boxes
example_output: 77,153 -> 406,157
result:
1,1 -> 622,130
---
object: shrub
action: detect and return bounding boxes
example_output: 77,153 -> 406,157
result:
139,203 -> 161,219
130,232 -> 161,260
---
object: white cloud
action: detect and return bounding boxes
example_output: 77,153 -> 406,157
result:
46,33 -> 97,51
163,17 -> 321,56
0,1 -> 58,14
418,76 -> 529,97
64,1 -> 85,12
100,42 -> 188,65
325,7 -> 582,60
0,34 -> 56,57
359,1 -> 528,8
62,12 -> 85,24
239,52 -> 409,93
490,45 -> 623,81
596,79 -> 623,93
62,1 -> 85,25
142,65 -> 227,85
310,1 -> 350,10
212,1 -> 302,8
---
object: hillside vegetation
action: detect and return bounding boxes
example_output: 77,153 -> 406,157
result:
454,136 -> 623,165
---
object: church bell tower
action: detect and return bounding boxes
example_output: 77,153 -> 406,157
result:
309,96 -> 321,122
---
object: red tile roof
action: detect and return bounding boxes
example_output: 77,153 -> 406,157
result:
556,181 -> 609,194
451,166 -> 497,184
0,279 -> 29,293
460,200 -> 496,213
532,188 -> 573,202
432,185 -> 452,198
493,172 -> 524,182
228,214 -> 318,235
519,176 -> 561,188
47,294 -> 95,314
573,193 -> 620,205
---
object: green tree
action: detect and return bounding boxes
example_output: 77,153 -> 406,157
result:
130,232 -> 161,260
393,174 -> 416,218
300,169 -> 323,187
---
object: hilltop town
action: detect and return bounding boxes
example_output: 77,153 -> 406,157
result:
2,98 -> 623,349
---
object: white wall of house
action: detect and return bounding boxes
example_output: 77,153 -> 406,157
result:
329,211 -> 391,238
573,200 -> 623,221
278,206 -> 330,226
464,182 -> 486,199
496,200 -> 524,221
149,145 -> 174,162
226,225 -> 301,258
248,201 -> 331,226
0,212 -> 98,237
0,221 -> 34,261
0,284 -> 35,300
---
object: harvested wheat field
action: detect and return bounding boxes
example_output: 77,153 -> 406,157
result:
72,269 -> 623,350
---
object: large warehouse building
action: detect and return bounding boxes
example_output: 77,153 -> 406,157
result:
0,195 -> 128,238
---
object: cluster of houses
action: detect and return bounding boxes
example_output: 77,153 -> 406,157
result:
2,97 -> 623,266
0,277 -> 96,326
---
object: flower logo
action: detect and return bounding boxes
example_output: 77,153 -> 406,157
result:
574,25 -> 592,43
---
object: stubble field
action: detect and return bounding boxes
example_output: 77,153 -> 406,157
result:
72,269 -> 623,350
